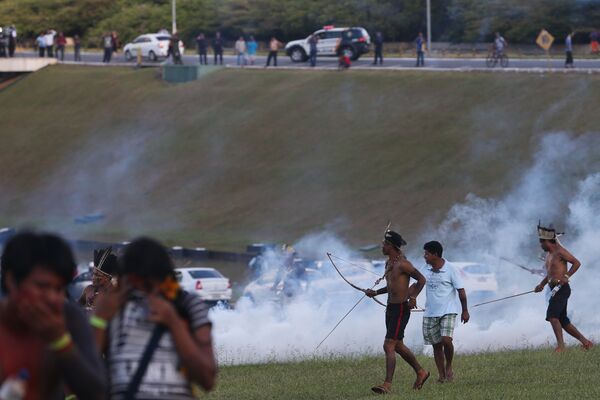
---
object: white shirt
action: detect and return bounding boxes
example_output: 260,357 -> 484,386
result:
423,260 -> 464,317
235,40 -> 246,53
44,30 -> 56,46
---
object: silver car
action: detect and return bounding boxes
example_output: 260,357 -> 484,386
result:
175,267 -> 232,306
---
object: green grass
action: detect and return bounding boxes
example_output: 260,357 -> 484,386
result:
206,347 -> 600,399
1,66 -> 600,250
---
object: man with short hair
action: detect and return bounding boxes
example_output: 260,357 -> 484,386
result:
0,232 -> 106,399
45,29 -> 56,57
422,241 -> 469,383
102,32 -> 113,63
93,237 -> 217,398
534,223 -> 592,352
415,32 -> 425,67
265,37 -> 282,67
212,32 -> 224,65
196,33 -> 208,64
366,230 -> 429,394
493,32 -> 507,56
309,34 -> 318,67
565,32 -> 574,68
235,36 -> 247,66
373,31 -> 384,65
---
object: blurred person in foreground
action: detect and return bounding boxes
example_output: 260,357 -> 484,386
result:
0,231 -> 106,400
534,223 -> 592,352
421,241 -> 469,383
366,230 -> 429,394
92,237 -> 216,399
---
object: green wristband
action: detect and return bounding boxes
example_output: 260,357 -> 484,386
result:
49,333 -> 72,351
89,315 -> 108,330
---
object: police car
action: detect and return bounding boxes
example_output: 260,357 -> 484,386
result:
285,26 -> 370,62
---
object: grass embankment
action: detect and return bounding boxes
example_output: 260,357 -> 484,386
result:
1,66 -> 599,249
208,347 -> 600,399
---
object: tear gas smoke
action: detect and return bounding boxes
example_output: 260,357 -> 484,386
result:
211,133 -> 600,365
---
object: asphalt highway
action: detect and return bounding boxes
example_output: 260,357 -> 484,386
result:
16,50 -> 600,70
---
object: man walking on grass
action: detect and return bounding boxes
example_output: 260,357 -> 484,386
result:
422,241 -> 469,383
366,230 -> 429,394
534,223 -> 592,352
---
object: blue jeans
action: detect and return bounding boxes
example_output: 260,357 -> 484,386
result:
237,53 -> 246,65
310,51 -> 317,67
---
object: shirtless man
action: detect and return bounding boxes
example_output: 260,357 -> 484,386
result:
366,230 -> 429,394
533,223 -> 593,352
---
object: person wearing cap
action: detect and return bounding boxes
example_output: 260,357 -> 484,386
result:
421,241 -> 469,383
534,223 -> 592,352
366,230 -> 429,394
78,248 -> 118,311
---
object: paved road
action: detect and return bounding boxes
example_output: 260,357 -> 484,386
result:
16,50 -> 600,70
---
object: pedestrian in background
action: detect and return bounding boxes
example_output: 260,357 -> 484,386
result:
565,32 -> 575,68
415,32 -> 425,67
36,31 -> 46,57
0,29 -> 7,57
196,33 -> 208,64
212,32 -> 224,65
235,36 -> 247,66
45,29 -> 56,57
74,34 -> 82,61
168,33 -> 183,64
265,36 -> 282,67
247,35 -> 257,65
8,25 -> 16,57
309,34 -> 318,67
102,32 -> 113,63
56,32 -> 66,61
590,30 -> 599,54
373,31 -> 383,65
111,31 -> 119,54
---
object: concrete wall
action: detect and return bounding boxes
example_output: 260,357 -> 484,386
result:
0,57 -> 57,72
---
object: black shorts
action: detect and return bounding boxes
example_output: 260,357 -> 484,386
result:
546,284 -> 571,328
385,302 -> 411,340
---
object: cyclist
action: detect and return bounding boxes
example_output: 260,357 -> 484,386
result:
492,32 -> 507,57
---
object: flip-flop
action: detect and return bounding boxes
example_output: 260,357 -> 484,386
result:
413,370 -> 430,390
371,385 -> 390,395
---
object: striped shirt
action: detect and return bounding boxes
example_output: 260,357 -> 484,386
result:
106,291 -> 211,400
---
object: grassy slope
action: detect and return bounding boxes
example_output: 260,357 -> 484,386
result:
208,347 -> 600,399
1,66 -> 599,249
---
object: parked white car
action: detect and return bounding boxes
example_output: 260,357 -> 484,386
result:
452,262 -> 498,298
123,33 -> 184,61
175,267 -> 232,305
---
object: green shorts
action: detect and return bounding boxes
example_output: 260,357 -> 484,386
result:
422,314 -> 457,345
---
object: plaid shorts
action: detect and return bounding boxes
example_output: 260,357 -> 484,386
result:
422,314 -> 457,345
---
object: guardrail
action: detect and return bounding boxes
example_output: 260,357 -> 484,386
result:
0,227 -> 256,263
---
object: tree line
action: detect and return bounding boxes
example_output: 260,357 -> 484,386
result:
1,0 -> 599,46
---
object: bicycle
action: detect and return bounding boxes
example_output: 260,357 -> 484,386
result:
486,51 -> 509,68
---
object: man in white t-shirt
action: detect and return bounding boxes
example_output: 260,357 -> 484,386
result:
422,241 -> 469,383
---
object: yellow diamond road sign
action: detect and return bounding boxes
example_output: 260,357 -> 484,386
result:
536,29 -> 554,50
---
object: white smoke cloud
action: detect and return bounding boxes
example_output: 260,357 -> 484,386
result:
210,133 -> 600,365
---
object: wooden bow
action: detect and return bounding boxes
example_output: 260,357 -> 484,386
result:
326,253 -> 386,307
